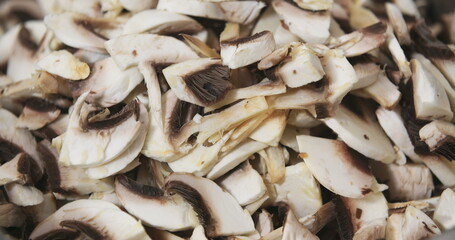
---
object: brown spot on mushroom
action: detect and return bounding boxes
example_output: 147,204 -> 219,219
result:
132,50 -> 137,56
299,152 -> 309,159
363,134 -> 369,140
355,208 -> 362,219
361,188 -> 372,195
17,26 -> 38,51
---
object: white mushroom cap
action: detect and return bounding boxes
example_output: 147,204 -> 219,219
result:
433,188 -> 455,231
36,50 -> 90,80
165,173 -> 256,237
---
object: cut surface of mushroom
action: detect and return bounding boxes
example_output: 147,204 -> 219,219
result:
165,173 -> 255,237
115,175 -> 199,231
220,30 -> 276,69
249,110 -> 287,147
5,183 -> 44,206
386,206 -> 441,240
282,207 -> 319,240
353,71 -> 401,110
0,153 -> 37,185
36,50 -> 90,80
433,188 -> 455,231
419,120 -> 455,161
17,97 -> 61,130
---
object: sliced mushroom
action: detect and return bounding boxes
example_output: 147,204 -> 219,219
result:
157,0 -> 266,25
190,225 -> 208,240
36,50 -> 90,80
217,161 -> 266,206
293,0 -> 332,11
165,173 -> 256,237
255,209 -> 274,236
279,125 -> 310,152
299,201 -> 336,234
59,93 -> 145,167
274,44 -> 325,88
282,207 -> 319,240
385,2 -> 411,46
420,154 -> 455,187
4,183 -> 44,206
249,110 -> 287,147
0,203 -> 25,227
259,146 -> 286,184
274,162 -> 322,220
323,105 -> 396,164
386,206 -> 441,240
119,0 -> 157,12
17,97 -> 61,130
163,58 -> 232,107
32,113 -> 69,140
353,71 -> 401,110
433,188 -> 455,231
29,199 -> 151,240
115,175 -> 199,231
181,33 -> 221,58
297,135 -> 382,198
258,45 -> 290,70
122,9 -> 203,35
387,32 -> 412,80
272,0 -> 330,44
411,58 -> 453,121
351,60 -> 381,90
419,120 -> 455,161
220,30 -> 276,69
24,192 -> 57,224
0,153 -> 38,185
268,85 -> 327,112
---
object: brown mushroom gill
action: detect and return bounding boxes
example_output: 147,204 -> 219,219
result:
81,100 -> 140,131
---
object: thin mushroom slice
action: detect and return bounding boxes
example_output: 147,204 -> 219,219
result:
157,0 -> 266,25
386,206 -> 441,240
297,135 -> 382,198
115,175 -> 199,231
385,2 -> 411,45
59,93 -> 144,167
433,188 -> 455,231
293,0 -> 332,11
282,207 -> 319,240
335,192 -> 388,240
257,45 -> 290,70
119,0 -> 157,12
323,105 -> 396,164
387,31 -> 412,80
105,33 -> 199,70
259,146 -> 286,184
420,154 -> 455,187
0,153 -> 38,185
419,120 -> 455,161
220,30 -> 276,69
165,173 -> 256,237
70,57 -> 143,107
249,110 -> 287,147
299,201 -> 336,234
29,199 -> 151,240
274,162 -> 322,220
123,9 -> 203,35
272,0 -> 330,44
181,34 -> 221,58
44,12 -> 115,53
351,60 -> 381,90
36,50 -> 90,80
163,58 -> 232,107
17,97 -> 61,130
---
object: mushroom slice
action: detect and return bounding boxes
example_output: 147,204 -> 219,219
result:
70,57 -> 143,107
274,162 -> 322,220
335,192 -> 388,240
351,61 -> 381,90
157,0 -> 265,25
0,203 -> 25,227
385,2 -> 411,45
255,209 -> 274,236
421,154 -> 455,187
297,135 -> 380,198
353,71 -> 401,110
411,59 -> 453,121
282,207 -> 319,240
59,93 -> 144,167
249,110 -> 287,147
217,161 -> 266,206
122,9 -> 203,35
433,188 -> 455,231
300,201 -> 336,234
119,0 -> 157,12
324,105 -> 396,163
44,12 -> 114,52
372,163 -> 434,201
287,109 -> 321,128
29,199 -> 151,240
4,183 -> 44,206
331,22 -> 387,57
0,24 -> 21,66
163,58 -> 232,107
115,175 -> 198,231
258,45 -> 290,70
275,44 -> 325,88
387,32 -> 412,80
182,34 -> 221,58
105,33 -> 198,70
36,50 -> 90,80
279,125 -> 309,152
419,120 -> 455,161
272,0 -> 330,44
207,139 -> 268,180
165,173 -> 255,237
293,0 -> 332,11
0,153 -> 38,185
259,146 -> 287,184
386,206 -> 441,240
268,85 -> 327,112
17,97 -> 61,130
220,31 -> 275,69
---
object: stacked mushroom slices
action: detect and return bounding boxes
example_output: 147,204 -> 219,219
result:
1,0 -> 455,239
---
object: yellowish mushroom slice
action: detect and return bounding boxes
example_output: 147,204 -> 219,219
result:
115,175 -> 199,231
165,173 -> 256,237
36,50 -> 90,80
420,120 -> 455,161
433,188 -> 455,231
17,97 -> 61,130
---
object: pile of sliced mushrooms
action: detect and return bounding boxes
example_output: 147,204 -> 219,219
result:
1,0 -> 455,239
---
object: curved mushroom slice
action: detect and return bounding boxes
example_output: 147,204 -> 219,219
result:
119,0 -> 157,12
420,120 -> 455,161
17,97 -> 61,130
386,206 -> 441,240
268,85 -> 327,112
272,0 -> 330,44
70,57 -> 143,107
217,161 -> 266,206
323,105 -> 396,164
331,22 -> 387,57
249,110 -> 287,147
411,59 -> 453,121
157,0 -> 265,25
44,12 -> 115,52
335,192 -> 388,240
0,153 -> 39,185
351,61 -> 380,90
163,58 -> 232,107
353,71 -> 401,110
36,50 -> 90,80
274,162 -> 322,220
105,33 -> 198,70
89,191 -> 122,207
5,183 -> 44,206
287,109 -> 321,128
275,44 -> 325,88
220,31 -> 276,69
32,114 -> 69,140
385,2 -> 411,45
115,175 -> 199,231
0,203 -> 26,227
59,93 -> 144,167
259,146 -> 286,184
433,188 -> 455,231
29,199 -> 151,240
85,103 -> 148,179
123,9 -> 203,35
293,0 -> 332,11
297,135 -> 381,198
165,173 -> 256,237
